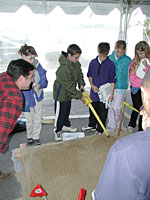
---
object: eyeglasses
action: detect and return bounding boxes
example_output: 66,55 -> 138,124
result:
27,55 -> 36,61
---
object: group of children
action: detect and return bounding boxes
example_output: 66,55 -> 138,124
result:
20,40 -> 150,144
53,40 -> 150,141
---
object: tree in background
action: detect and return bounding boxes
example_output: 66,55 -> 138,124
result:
144,17 -> 150,42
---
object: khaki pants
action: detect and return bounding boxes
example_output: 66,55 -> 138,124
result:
24,100 -> 43,140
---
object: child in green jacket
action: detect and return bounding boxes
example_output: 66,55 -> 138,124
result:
53,44 -> 85,141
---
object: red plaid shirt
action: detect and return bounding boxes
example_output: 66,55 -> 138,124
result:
0,72 -> 23,153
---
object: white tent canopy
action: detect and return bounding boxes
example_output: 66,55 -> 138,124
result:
0,0 -> 149,91
0,0 -> 149,16
0,0 -> 149,42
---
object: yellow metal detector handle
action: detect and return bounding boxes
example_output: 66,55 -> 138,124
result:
123,101 -> 140,113
82,91 -> 92,106
82,91 -> 110,137
117,99 -> 140,137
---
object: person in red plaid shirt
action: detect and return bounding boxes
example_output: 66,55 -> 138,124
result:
0,59 -> 35,181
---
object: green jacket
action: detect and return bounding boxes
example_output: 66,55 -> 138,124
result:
53,52 -> 85,102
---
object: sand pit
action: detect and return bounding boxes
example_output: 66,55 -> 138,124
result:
15,133 -> 124,200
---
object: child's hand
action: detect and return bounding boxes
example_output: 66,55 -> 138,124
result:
108,94 -> 114,102
34,84 -> 40,93
80,85 -> 85,92
92,85 -> 99,93
81,96 -> 86,104
142,59 -> 147,67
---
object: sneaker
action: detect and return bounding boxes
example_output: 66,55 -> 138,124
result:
127,126 -> 133,133
62,126 -> 77,132
120,126 -> 127,132
82,126 -> 96,132
54,129 -> 62,141
0,171 -> 12,181
95,131 -> 103,135
27,138 -> 33,145
33,139 -> 41,145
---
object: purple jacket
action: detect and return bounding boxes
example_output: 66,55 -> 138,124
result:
87,56 -> 116,101
94,127 -> 150,200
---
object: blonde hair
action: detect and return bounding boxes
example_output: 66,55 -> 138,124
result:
115,40 -> 126,50
18,44 -> 38,57
133,41 -> 150,71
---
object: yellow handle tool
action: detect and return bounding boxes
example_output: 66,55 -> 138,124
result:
82,92 -> 110,137
123,101 -> 140,113
117,99 -> 139,137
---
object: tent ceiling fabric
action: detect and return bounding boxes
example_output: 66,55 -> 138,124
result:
0,0 -> 150,16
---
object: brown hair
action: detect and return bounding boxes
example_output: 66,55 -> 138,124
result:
18,44 -> 38,57
67,44 -> 82,56
97,43 -> 110,55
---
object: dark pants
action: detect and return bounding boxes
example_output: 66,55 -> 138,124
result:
88,101 -> 108,133
54,100 -> 71,132
128,89 -> 143,131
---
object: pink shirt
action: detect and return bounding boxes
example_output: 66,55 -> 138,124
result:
129,59 -> 150,87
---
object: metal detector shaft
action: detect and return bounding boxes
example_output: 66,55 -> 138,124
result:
82,91 -> 110,137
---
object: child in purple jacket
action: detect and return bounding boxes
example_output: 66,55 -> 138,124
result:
82,42 -> 116,134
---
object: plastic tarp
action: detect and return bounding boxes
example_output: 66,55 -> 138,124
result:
0,0 -> 149,16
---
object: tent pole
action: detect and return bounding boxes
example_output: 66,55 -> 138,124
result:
124,5 -> 128,41
118,7 -> 124,40
119,0 -> 133,42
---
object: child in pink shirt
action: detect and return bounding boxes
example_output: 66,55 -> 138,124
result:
128,41 -> 150,133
